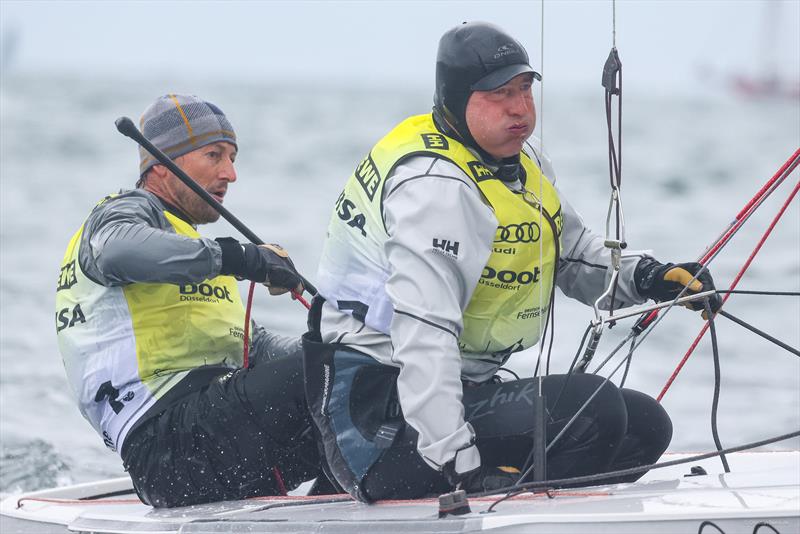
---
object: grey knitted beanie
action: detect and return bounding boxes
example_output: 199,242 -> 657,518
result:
138,94 -> 237,175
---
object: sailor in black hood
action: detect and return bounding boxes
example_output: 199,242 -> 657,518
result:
304,21 -> 720,502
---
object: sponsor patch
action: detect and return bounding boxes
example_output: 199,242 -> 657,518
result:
468,161 -> 494,182
421,133 -> 449,150
431,238 -> 460,260
57,260 -> 78,291
553,207 -> 564,236
495,222 -> 541,244
180,283 -> 234,303
354,155 -> 381,201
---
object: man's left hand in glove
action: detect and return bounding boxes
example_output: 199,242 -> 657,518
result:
634,257 -> 722,314
215,237 -> 304,295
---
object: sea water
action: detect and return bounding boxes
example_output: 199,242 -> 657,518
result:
1,74 -> 798,496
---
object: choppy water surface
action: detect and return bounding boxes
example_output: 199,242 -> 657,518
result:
1,74 -> 798,497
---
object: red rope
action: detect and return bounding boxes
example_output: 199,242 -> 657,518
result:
291,289 -> 312,309
636,149 -> 800,333
699,149 -> 800,265
242,281 -> 256,369
272,466 -> 288,496
732,148 -> 800,222
657,178 -> 800,402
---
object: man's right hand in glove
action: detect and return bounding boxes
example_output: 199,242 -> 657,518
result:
634,257 -> 722,314
215,237 -> 304,295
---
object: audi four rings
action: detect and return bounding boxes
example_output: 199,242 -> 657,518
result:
494,222 -> 541,243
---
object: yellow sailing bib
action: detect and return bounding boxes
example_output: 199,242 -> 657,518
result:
56,197 -> 245,452
317,114 -> 562,363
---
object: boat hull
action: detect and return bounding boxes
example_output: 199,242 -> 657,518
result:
2,451 -> 798,534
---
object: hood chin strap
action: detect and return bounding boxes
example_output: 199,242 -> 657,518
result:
432,107 -> 525,184
432,105 -> 467,144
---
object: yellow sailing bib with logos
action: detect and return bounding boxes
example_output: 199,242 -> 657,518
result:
318,114 -> 562,363
56,197 -> 245,452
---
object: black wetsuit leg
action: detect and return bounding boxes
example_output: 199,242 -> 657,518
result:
360,373 -> 631,500
304,326 -> 671,502
603,388 -> 673,483
122,354 -> 319,508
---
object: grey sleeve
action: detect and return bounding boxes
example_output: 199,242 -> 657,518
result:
527,142 -> 649,309
556,191 -> 649,309
383,157 -> 495,471
249,321 -> 302,364
79,193 -> 223,286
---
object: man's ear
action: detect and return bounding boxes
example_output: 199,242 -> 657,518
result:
149,164 -> 169,179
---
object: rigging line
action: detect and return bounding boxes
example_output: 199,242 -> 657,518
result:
542,339 -> 636,461
522,323 -> 592,475
694,149 -> 800,267
699,157 -> 798,264
612,0 -> 616,48
718,289 -> 800,297
591,329 -> 636,373
587,12 -> 625,358
658,178 -> 800,402
629,180 -> 778,339
706,299 -> 730,473
543,208 -> 560,376
732,148 -> 800,223
629,150 -> 798,354
481,429 -> 800,504
583,284 -> 800,380
618,335 -> 636,387
718,309 -> 800,357
634,148 -> 799,334
534,0 -> 547,377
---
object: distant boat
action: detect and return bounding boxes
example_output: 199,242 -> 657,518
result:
729,74 -> 800,101
727,2 -> 799,101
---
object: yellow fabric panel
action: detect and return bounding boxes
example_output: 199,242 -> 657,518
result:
367,114 -> 563,357
124,211 -> 246,391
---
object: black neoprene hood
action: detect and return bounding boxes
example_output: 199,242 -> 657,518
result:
433,21 -> 541,145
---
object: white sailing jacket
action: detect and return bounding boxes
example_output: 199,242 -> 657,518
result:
318,141 -> 650,472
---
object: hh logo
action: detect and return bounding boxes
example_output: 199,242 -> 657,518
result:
421,133 -> 449,150
432,238 -> 459,258
468,161 -> 494,182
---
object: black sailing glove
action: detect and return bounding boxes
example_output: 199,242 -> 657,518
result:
634,257 -> 722,313
215,237 -> 304,295
443,461 -> 521,493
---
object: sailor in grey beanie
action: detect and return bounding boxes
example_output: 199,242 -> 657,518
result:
138,94 -> 237,176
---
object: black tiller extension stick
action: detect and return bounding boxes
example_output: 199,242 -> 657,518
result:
115,116 -> 317,296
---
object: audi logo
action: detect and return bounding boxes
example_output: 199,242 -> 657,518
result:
494,222 -> 541,244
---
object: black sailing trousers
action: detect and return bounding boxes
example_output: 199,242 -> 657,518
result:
303,335 -> 672,502
121,354 -> 319,508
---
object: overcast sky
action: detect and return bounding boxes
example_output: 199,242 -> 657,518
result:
1,0 -> 799,91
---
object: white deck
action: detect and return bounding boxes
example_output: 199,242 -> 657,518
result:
1,451 -> 798,534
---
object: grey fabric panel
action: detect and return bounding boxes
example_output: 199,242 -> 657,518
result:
555,193 -> 648,309
249,322 -> 302,364
78,189 -> 222,286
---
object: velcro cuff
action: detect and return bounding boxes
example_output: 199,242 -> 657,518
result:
453,444 -> 481,475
